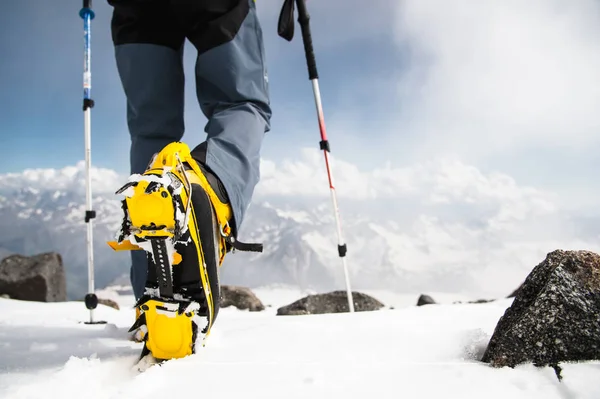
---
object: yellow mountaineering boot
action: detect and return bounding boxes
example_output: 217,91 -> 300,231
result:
108,142 -> 262,362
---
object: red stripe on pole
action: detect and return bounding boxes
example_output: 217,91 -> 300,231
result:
317,109 -> 335,189
317,107 -> 328,141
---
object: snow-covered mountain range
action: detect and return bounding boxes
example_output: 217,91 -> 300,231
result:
1,154 -> 598,300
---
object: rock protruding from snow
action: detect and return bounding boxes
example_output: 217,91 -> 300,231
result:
98,298 -> 120,310
417,294 -> 437,306
482,250 -> 600,368
453,298 -> 494,304
0,252 -> 66,302
220,285 -> 265,312
276,291 -> 384,315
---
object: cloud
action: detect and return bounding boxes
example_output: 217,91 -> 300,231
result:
0,161 -> 124,195
257,148 -> 556,210
253,149 -> 600,295
254,0 -> 600,212
257,0 -> 600,166
392,0 -> 600,154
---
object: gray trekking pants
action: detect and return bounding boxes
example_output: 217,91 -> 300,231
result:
108,0 -> 271,299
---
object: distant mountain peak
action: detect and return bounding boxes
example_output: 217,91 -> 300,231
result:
1,157 -> 591,301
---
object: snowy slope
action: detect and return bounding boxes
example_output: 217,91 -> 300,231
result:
0,289 -> 598,399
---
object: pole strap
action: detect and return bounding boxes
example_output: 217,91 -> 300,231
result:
277,0 -> 295,41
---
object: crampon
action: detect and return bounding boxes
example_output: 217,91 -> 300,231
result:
107,142 -> 262,363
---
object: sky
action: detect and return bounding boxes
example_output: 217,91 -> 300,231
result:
1,1 -> 600,222
0,0 -> 401,174
1,1 -> 599,194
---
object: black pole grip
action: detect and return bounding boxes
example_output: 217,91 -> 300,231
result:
83,0 -> 92,8
295,0 -> 319,80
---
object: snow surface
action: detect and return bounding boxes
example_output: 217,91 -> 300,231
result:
0,287 -> 598,399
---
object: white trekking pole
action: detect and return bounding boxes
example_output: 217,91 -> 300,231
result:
277,0 -> 355,312
80,0 -> 105,324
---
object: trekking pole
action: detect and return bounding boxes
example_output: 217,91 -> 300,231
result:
278,0 -> 354,312
79,0 -> 104,324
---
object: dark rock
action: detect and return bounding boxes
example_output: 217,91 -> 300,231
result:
98,298 -> 120,310
468,299 -> 494,304
220,285 -> 265,312
277,291 -> 384,315
482,250 -> 600,368
417,294 -> 436,306
453,298 -> 494,304
1,294 -> 9,299
0,253 -> 66,302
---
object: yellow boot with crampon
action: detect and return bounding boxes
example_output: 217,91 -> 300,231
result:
107,142 -> 262,365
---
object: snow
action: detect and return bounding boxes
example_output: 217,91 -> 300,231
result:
0,288 -> 598,399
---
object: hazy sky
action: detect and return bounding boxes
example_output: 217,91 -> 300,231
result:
1,0 -> 599,212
